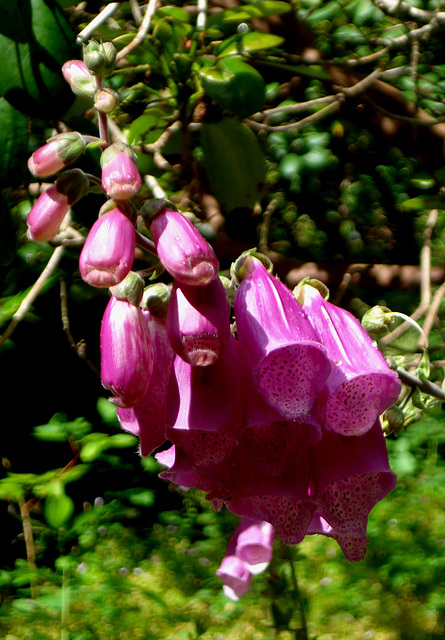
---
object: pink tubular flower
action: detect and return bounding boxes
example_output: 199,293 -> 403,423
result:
79,208 -> 136,288
217,555 -> 252,601
149,208 -> 219,285
167,277 -> 231,366
101,143 -> 141,200
307,513 -> 369,563
27,185 -> 71,242
310,420 -> 397,537
28,132 -> 86,178
100,297 -> 154,408
300,284 -> 401,436
234,256 -> 332,420
117,314 -> 175,457
62,60 -> 95,97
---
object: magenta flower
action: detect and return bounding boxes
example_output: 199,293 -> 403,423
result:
100,296 -> 154,408
101,143 -> 141,200
234,256 -> 331,420
167,277 -> 231,366
310,420 -> 397,536
227,446 -> 317,545
117,314 -> 175,456
307,514 -> 368,562
28,132 -> 86,178
216,555 -> 252,601
149,208 -> 219,285
27,185 -> 71,242
62,60 -> 95,97
301,284 -> 401,436
79,208 -> 136,288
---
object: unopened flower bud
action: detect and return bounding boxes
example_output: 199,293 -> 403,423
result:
149,206 -> 219,286
231,249 -> 273,284
100,296 -> 154,408
142,283 -> 171,319
361,305 -> 392,337
27,170 -> 89,242
382,406 -> 405,435
79,207 -> 136,288
101,143 -> 141,200
109,271 -> 144,307
28,132 -> 86,178
94,87 -> 119,113
83,40 -> 116,76
62,60 -> 95,97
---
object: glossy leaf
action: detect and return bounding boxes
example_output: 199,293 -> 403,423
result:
0,0 -> 77,118
201,118 -> 266,211
44,493 -> 75,529
215,32 -> 284,56
399,195 -> 445,212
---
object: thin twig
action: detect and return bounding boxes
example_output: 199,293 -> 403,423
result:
246,99 -> 343,133
259,198 -> 280,255
420,209 -> 439,307
18,497 -> 37,599
396,367 -> 445,401
0,246 -> 65,348
419,281 -> 445,348
144,174 -> 167,199
116,0 -> 158,62
196,0 -> 207,31
76,2 -> 120,43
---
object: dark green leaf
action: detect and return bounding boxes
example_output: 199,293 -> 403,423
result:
44,493 -> 75,528
215,32 -> 284,56
0,98 -> 29,188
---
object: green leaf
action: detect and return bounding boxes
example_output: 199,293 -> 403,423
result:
44,492 -> 75,529
215,32 -> 284,56
126,488 -> 155,507
201,118 -> 266,211
199,57 -> 265,118
399,195 -> 445,212
33,415 -> 92,442
107,433 -> 138,448
0,98 -> 29,188
0,0 -> 77,118
97,397 -> 117,425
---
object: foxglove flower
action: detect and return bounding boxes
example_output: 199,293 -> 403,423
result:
310,421 -> 397,536
27,170 -> 88,241
167,277 -> 230,366
217,554 -> 252,601
300,283 -> 401,436
101,143 -> 141,200
79,208 -> 136,288
62,60 -> 95,97
234,256 -> 331,420
28,132 -> 86,178
227,446 -> 317,545
117,312 -> 175,456
149,207 -> 219,285
307,514 -> 368,563
100,296 -> 154,408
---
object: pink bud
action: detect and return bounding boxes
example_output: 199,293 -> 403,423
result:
167,277 -> 231,366
150,208 -> 219,285
28,133 -> 86,178
301,284 -> 401,436
79,208 -> 136,288
101,144 -> 141,200
100,297 -> 154,408
62,60 -> 95,97
27,184 -> 70,242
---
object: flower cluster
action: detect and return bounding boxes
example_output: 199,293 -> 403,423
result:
97,205 -> 401,596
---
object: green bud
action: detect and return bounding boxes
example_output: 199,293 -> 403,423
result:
293,277 -> 330,305
83,40 -> 117,76
109,271 -> 144,306
141,283 -> 171,318
230,249 -> 273,284
382,406 -> 405,436
361,305 -> 392,337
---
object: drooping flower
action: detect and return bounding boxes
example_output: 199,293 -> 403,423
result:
62,60 -> 95,97
299,283 -> 401,436
117,312 -> 175,456
79,207 -> 136,288
216,554 -> 252,601
28,132 -> 86,178
27,170 -> 89,241
234,255 -> 331,420
307,513 -> 368,563
309,420 -> 397,537
149,206 -> 219,285
100,296 -> 154,408
167,276 -> 231,366
101,143 -> 141,200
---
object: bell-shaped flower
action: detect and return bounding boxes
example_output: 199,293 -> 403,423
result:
300,283 -> 401,436
100,296 -> 154,408
234,256 -> 331,420
117,313 -> 175,456
167,276 -> 231,366
62,60 -> 95,97
234,518 -> 274,575
149,207 -> 219,285
28,132 -> 86,178
309,420 -> 397,536
101,143 -> 141,200
227,446 -> 317,545
27,170 -> 88,241
307,513 -> 368,563
79,207 -> 136,288
217,554 -> 252,601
